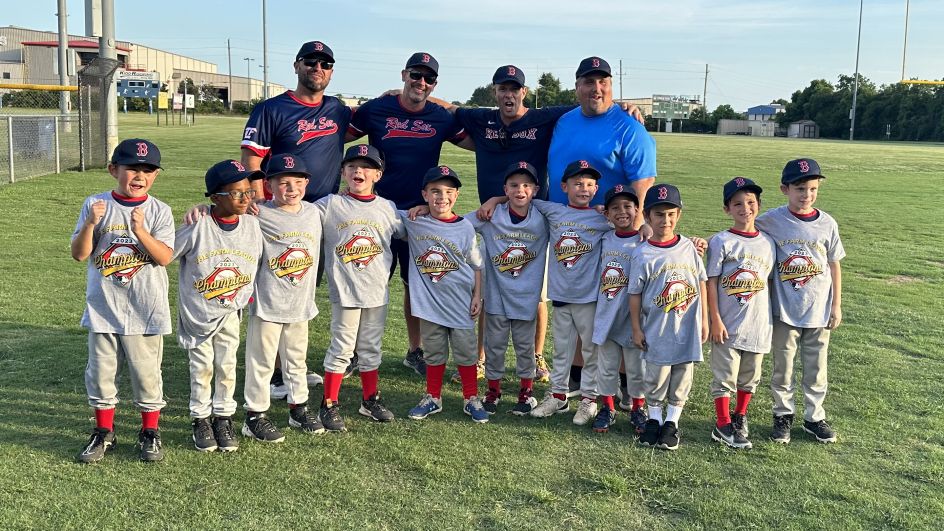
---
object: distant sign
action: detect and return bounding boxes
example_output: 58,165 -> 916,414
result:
652,94 -> 700,120
117,70 -> 160,98
157,92 -> 169,110
172,93 -> 183,110
185,94 -> 195,109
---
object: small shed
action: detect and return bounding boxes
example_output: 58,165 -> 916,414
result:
717,119 -> 749,135
788,120 -> 819,139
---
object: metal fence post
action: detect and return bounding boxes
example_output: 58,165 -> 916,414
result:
55,117 -> 61,174
7,116 -> 14,184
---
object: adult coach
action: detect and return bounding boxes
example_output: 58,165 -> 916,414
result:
240,40 -> 352,202
346,52 -> 466,376
547,56 -> 656,224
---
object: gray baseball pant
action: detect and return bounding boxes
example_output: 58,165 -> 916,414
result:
597,339 -> 645,398
645,362 -> 694,408
86,332 -> 166,411
419,319 -> 477,366
770,320 -> 830,422
549,302 -> 598,397
323,303 -> 388,373
710,343 -> 764,398
188,311 -> 240,418
243,315 -> 309,412
483,312 -> 537,381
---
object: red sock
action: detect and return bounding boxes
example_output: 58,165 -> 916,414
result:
734,390 -> 753,416
487,379 -> 501,394
95,408 -> 115,431
141,410 -> 159,430
552,392 -> 567,401
714,396 -> 731,427
426,363 -> 446,398
323,371 -> 344,403
632,397 -> 645,411
520,377 -> 533,390
458,364 -> 478,399
600,395 -> 615,410
360,369 -> 379,400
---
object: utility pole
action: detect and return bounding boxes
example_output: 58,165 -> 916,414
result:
100,0 -> 118,157
227,39 -> 234,110
619,59 -> 624,101
244,57 -> 254,103
57,0 -> 70,114
262,0 -> 269,100
902,0 -> 910,80
850,0 -> 863,141
703,64 -> 709,112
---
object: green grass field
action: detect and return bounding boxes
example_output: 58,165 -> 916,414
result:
1,113 -> 942,529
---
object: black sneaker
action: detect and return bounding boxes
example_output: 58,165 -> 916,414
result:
359,394 -> 395,422
592,405 -> 615,433
657,421 -> 681,450
770,414 -> 794,444
511,387 -> 537,416
483,389 -> 501,415
711,423 -> 751,449
242,412 -> 285,443
289,404 -> 326,434
192,417 -> 217,452
630,408 -> 648,435
212,416 -> 239,452
343,352 -> 359,379
136,428 -> 164,462
803,419 -> 837,443
731,413 -> 750,438
403,348 -> 427,376
639,419 -> 661,447
320,401 -> 347,432
76,427 -> 116,463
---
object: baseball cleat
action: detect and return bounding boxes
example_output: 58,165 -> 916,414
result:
592,405 -> 616,433
657,421 -> 680,450
463,396 -> 489,424
289,404 -> 326,434
638,419 -> 661,447
359,394 -> 395,422
572,397 -> 598,426
803,419 -> 837,443
212,416 -> 239,452
192,417 -> 217,452
770,414 -> 794,444
242,412 -> 285,443
137,428 -> 164,462
76,427 -> 116,464
530,393 -> 569,418
408,394 -> 442,420
711,423 -> 752,449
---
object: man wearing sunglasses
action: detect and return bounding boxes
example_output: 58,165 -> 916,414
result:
346,52 -> 466,377
240,40 -> 353,203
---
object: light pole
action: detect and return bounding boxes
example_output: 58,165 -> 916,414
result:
850,0 -> 863,141
244,57 -> 254,103
902,0 -> 910,80
262,0 -> 269,100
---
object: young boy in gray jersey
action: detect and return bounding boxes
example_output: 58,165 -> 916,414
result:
755,159 -> 844,444
316,145 -> 404,432
404,166 -> 486,424
706,177 -> 776,449
173,160 -> 264,453
629,184 -> 708,451
240,154 -> 325,443
467,161 -> 548,416
590,185 -> 647,435
71,138 -> 173,463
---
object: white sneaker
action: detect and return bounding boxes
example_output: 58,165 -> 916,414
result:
306,371 -> 323,387
270,383 -> 288,401
530,393 -> 569,418
573,397 -> 598,426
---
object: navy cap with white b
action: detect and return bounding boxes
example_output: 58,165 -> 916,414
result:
723,176 -> 763,204
266,153 -> 311,180
205,159 -> 264,196
405,52 -> 439,75
503,161 -> 539,184
644,183 -> 683,210
561,159 -> 602,182
604,184 -> 639,208
781,158 -> 824,185
576,56 -> 611,79
296,40 -> 334,62
422,165 -> 461,188
493,65 -> 526,87
342,144 -> 384,170
111,138 -> 161,168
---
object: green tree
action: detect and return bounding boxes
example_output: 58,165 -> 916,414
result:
536,72 -> 561,107
465,85 -> 493,107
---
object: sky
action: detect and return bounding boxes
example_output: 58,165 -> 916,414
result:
9,0 -> 944,111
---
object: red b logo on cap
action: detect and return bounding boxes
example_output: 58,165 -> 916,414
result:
422,54 -> 430,63
231,160 -> 246,172
798,160 -> 810,173
284,156 -> 295,169
440,166 -> 450,176
508,66 -> 516,76
658,187 -> 668,200
518,161 -> 528,169
314,42 -> 324,51
358,145 -> 368,156
591,58 -> 600,68
615,184 -> 623,192
136,142 -> 148,157
579,160 -> 589,169
735,177 -> 745,187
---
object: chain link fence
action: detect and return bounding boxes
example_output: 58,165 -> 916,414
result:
0,87 -> 80,184
78,58 -> 119,171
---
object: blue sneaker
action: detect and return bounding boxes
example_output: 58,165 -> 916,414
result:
463,396 -> 489,424
408,394 -> 442,420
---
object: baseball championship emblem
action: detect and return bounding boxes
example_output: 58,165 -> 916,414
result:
554,231 -> 592,269
336,228 -> 383,271
269,241 -> 314,285
778,249 -> 823,290
653,272 -> 698,315
719,262 -> 766,306
94,236 -> 152,286
194,258 -> 252,306
600,261 -> 629,300
493,240 -> 536,277
416,245 -> 458,283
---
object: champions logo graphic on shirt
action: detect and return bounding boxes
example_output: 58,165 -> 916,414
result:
194,258 -> 252,306
94,236 -> 152,286
778,249 -> 823,291
296,117 -> 339,145
554,231 -> 592,269
382,117 -> 437,140
720,262 -> 766,306
269,241 -> 314,286
600,261 -> 629,300
336,228 -> 383,271
653,272 -> 698,315
493,240 -> 536,277
415,245 -> 458,283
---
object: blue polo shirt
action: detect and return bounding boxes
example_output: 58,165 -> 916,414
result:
547,105 -> 657,206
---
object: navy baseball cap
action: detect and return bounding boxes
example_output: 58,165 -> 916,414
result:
405,52 -> 439,75
265,153 -> 311,180
111,138 -> 161,169
296,40 -> 334,62
644,183 -> 683,210
576,56 -> 611,79
604,184 -> 639,208
503,161 -> 539,184
723,176 -> 763,204
781,158 -> 824,185
204,160 -> 264,196
493,65 -> 526,87
561,159 -> 602,182
342,144 -> 384,170
422,165 -> 461,188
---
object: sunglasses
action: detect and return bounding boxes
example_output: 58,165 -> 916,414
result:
302,58 -> 334,70
211,189 -> 257,201
407,70 -> 438,84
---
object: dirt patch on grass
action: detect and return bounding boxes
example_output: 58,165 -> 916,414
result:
887,275 -> 920,284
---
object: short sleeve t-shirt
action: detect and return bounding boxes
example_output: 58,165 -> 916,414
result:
592,230 -> 642,348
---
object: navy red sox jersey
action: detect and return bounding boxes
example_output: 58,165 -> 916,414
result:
705,229 -> 777,353
241,91 -> 353,202
348,95 -> 465,208
592,230 -> 642,348
454,106 -> 572,202
755,206 -> 845,328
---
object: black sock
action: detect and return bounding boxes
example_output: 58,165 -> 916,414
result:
569,365 -> 582,383
619,372 -> 628,390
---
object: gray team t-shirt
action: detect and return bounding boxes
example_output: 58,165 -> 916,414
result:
628,236 -> 707,366
72,192 -> 174,335
705,229 -> 776,353
173,215 -> 263,349
467,203 -> 548,321
592,230 -> 642,348
316,194 -> 404,308
532,199 -> 612,304
401,213 -> 483,330
252,201 -> 322,323
756,206 -> 845,328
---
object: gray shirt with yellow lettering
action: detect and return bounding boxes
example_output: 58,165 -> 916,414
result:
592,230 -> 642,348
